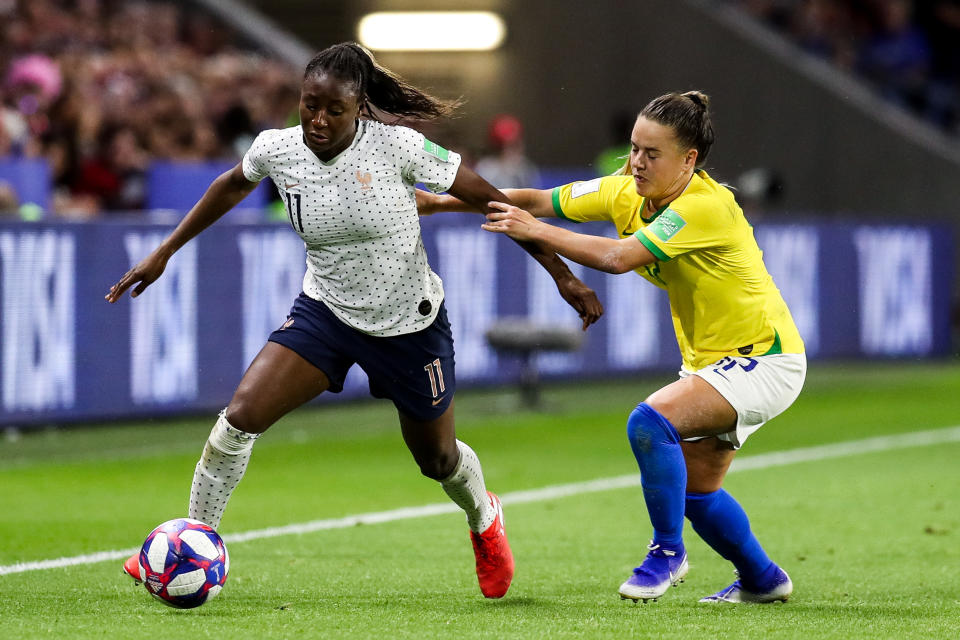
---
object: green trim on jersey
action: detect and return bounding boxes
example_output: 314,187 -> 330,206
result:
761,330 -> 783,356
640,200 -> 670,224
552,187 -> 579,221
636,232 -> 670,261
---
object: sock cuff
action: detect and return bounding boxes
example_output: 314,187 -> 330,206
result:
208,410 -> 261,455
440,439 -> 470,484
630,402 -> 682,444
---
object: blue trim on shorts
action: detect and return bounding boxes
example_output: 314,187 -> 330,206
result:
267,293 -> 456,421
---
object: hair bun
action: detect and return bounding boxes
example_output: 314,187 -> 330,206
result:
683,91 -> 710,111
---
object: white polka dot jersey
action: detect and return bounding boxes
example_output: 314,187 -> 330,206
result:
242,120 -> 462,336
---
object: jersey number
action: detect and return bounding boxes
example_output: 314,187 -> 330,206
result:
424,359 -> 446,398
713,356 -> 758,375
284,192 -> 303,233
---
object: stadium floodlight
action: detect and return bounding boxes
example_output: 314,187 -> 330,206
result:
357,12 -> 506,51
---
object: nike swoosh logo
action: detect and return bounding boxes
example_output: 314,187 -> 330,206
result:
432,396 -> 446,406
285,182 -> 300,189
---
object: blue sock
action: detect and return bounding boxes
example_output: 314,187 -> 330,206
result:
685,489 -> 776,589
626,402 -> 686,549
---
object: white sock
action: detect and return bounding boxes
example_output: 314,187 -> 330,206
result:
441,440 -> 496,533
187,410 -> 260,531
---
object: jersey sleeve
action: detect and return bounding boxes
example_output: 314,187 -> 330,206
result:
635,195 -> 732,261
241,130 -> 273,183
396,127 -> 462,193
551,176 -> 633,223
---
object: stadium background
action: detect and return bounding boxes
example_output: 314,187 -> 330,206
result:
2,3 -> 960,638
1,0 -> 957,427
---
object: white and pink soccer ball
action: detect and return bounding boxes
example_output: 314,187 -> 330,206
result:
135,518 -> 229,609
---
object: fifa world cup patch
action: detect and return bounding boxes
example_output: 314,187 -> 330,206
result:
649,208 -> 686,242
422,139 -> 450,161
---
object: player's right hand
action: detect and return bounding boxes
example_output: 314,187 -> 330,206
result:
105,249 -> 169,303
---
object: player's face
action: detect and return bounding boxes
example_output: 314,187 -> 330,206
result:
629,116 -> 697,203
300,72 -> 363,161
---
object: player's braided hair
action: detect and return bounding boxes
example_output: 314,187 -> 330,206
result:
304,42 -> 460,122
640,90 -> 715,167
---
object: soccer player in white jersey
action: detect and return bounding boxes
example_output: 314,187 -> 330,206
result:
106,42 -> 603,599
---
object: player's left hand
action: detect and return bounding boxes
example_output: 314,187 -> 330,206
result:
555,276 -> 604,330
481,201 -> 540,241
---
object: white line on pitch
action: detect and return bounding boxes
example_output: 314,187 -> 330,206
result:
2,425 -> 959,577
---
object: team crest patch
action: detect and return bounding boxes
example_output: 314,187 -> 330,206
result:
422,139 -> 450,161
649,208 -> 686,241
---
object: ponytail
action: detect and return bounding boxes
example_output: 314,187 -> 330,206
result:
304,42 -> 461,121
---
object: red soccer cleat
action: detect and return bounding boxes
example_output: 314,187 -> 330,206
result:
469,492 -> 514,598
122,552 -> 142,584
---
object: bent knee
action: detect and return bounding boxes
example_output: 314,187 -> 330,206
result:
416,450 -> 459,480
225,392 -> 273,434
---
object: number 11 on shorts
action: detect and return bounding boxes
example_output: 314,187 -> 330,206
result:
424,359 -> 445,397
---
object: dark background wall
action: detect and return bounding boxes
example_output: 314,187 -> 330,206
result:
246,0 -> 960,222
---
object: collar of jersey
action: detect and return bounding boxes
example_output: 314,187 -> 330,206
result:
639,170 -> 703,223
301,120 -> 364,167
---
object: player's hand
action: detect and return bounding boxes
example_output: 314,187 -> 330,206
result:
481,201 -> 540,241
555,276 -> 604,330
105,249 -> 169,303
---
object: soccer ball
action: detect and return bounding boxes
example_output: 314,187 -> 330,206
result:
136,518 -> 229,609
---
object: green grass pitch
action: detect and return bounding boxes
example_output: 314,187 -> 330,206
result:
1,361 -> 958,639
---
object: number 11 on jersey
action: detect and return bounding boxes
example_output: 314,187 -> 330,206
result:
284,191 -> 303,233
424,358 -> 445,398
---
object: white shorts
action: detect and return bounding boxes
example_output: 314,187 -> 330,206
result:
681,353 -> 807,449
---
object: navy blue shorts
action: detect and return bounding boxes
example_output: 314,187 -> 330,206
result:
267,293 -> 456,421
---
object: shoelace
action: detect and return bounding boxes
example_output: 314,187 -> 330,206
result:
632,541 -> 678,574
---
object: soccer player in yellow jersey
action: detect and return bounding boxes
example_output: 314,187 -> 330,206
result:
419,91 -> 806,604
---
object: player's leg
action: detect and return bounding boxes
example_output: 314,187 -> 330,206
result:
188,342 -> 331,530
184,293 -> 353,536
124,341 -> 331,582
361,303 -> 512,598
618,374 -> 736,601
681,437 -> 790,602
398,404 -> 512,599
683,354 -> 806,603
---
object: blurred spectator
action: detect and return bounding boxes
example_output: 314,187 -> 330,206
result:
2,53 -> 61,157
917,0 -> 960,130
734,166 -> 786,221
857,0 -> 932,112
0,179 -> 19,216
594,109 -> 635,176
474,114 -> 540,189
791,0 -> 859,69
730,0 -> 960,134
72,123 -> 148,212
0,0 -> 300,217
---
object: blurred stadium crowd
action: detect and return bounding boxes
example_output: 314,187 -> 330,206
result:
731,0 -> 960,132
1,0 -> 959,219
0,0 -> 298,218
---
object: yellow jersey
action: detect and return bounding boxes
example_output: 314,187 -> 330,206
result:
552,171 -> 804,370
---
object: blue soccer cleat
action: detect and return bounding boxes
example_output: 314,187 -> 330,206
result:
699,566 -> 793,603
618,541 -> 688,602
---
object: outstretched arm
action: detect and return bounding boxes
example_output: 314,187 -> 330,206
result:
443,165 -> 603,330
418,185 -> 556,218
105,163 -> 258,302
482,201 -> 657,274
